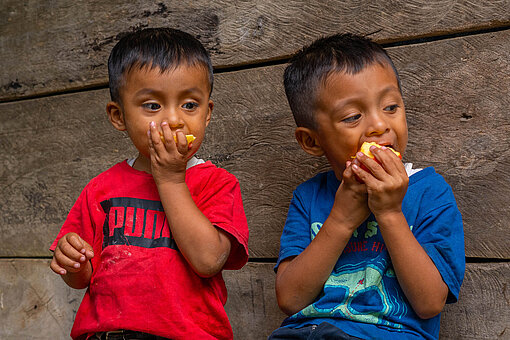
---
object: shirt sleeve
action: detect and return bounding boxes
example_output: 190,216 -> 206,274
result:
275,186 -> 312,272
50,183 -> 96,254
413,177 -> 465,303
196,169 -> 249,270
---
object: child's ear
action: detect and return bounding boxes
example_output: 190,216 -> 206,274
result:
295,127 -> 324,157
106,101 -> 126,131
205,99 -> 213,127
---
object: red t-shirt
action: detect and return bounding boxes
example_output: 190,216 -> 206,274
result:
50,160 -> 249,340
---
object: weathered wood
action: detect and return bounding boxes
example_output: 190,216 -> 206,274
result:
224,263 -> 286,339
393,31 -> 510,259
439,263 -> 510,339
0,259 -> 84,339
1,260 -> 508,339
1,30 -> 509,258
2,0 -> 510,101
0,259 -> 285,339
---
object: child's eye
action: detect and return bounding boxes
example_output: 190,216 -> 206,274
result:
384,104 -> 399,112
182,102 -> 198,110
142,102 -> 161,111
342,114 -> 361,123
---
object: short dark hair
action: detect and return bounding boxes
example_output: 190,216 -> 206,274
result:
108,27 -> 213,104
283,33 -> 401,129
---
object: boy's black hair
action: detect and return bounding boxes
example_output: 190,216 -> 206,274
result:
108,27 -> 214,104
283,33 -> 401,129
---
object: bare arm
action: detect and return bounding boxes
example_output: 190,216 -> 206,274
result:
276,214 -> 354,315
354,146 -> 448,319
148,121 -> 232,278
157,181 -> 232,277
276,162 -> 370,315
377,212 -> 448,319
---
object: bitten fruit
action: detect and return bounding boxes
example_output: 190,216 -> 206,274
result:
353,142 -> 402,183
160,134 -> 196,145
358,142 -> 401,160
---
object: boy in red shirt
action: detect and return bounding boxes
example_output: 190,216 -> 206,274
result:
50,28 -> 249,340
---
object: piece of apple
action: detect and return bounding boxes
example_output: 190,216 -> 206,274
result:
358,142 -> 401,160
159,134 -> 196,145
353,142 -> 401,183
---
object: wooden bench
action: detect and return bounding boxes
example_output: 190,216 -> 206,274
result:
1,1 -> 509,338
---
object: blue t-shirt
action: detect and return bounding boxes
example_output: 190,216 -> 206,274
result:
276,167 -> 465,339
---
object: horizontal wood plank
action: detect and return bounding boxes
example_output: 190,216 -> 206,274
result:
439,262 -> 510,339
0,259 -> 84,339
0,30 -> 509,258
2,0 -> 510,100
0,260 -> 508,339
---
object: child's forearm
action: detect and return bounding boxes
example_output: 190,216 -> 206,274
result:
276,216 -> 353,316
157,181 -> 232,278
377,212 -> 448,319
61,261 -> 93,290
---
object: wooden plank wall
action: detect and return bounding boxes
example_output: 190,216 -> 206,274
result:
1,1 -> 509,339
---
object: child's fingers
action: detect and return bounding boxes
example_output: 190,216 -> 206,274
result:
67,234 -> 94,260
149,121 -> 164,150
147,129 -> 156,158
356,151 -> 386,180
173,130 -> 189,155
160,121 -> 172,145
160,121 -> 178,151
371,146 -> 403,175
61,234 -> 89,263
351,163 -> 372,184
160,121 -> 188,154
343,160 -> 368,190
342,160 -> 358,182
54,246 -> 82,271
50,256 -> 67,275
66,234 -> 86,255
82,241 -> 95,260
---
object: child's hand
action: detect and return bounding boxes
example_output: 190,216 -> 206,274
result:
50,232 -> 94,275
331,160 -> 370,230
148,120 -> 191,185
353,145 -> 408,218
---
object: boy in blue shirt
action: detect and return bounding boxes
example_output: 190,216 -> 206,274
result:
270,34 -> 465,339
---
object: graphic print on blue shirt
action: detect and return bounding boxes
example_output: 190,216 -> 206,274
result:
295,218 -> 408,328
100,197 -> 179,250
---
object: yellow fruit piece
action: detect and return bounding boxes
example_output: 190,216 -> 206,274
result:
159,134 -> 196,145
356,142 -> 401,159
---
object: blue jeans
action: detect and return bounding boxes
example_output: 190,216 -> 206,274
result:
268,322 -> 365,340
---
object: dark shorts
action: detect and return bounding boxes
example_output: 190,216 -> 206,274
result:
268,322 -> 365,340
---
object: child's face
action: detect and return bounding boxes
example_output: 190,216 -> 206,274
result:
313,62 -> 408,178
110,64 -> 212,171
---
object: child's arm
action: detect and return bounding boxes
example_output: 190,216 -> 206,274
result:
275,162 -> 370,315
50,232 -> 94,289
148,121 -> 232,278
354,146 -> 448,319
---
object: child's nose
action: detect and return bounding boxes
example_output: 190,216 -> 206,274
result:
165,109 -> 184,128
366,112 -> 390,136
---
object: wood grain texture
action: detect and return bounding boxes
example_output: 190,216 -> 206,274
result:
393,31 -> 510,259
224,263 -> 287,339
1,260 -> 508,339
439,263 -> 510,339
0,30 -> 509,258
2,0 -> 510,101
0,259 -> 85,339
0,260 -> 285,340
